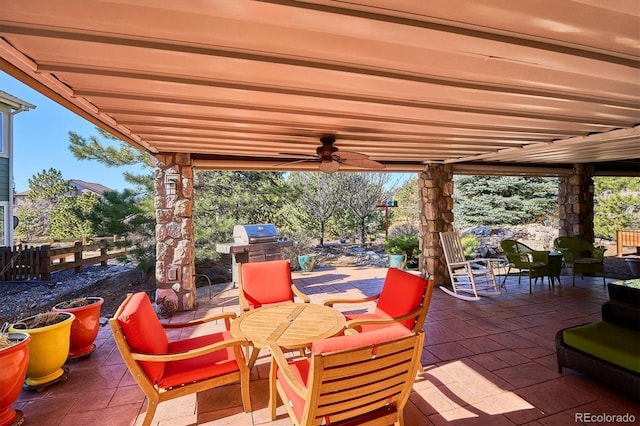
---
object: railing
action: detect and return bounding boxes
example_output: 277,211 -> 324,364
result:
0,238 -> 128,281
617,229 -> 640,257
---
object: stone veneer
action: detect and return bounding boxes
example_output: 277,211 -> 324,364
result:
418,164 -> 454,286
152,153 -> 196,315
558,164 -> 595,242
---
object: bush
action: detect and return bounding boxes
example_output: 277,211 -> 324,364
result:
460,235 -> 481,259
388,223 -> 419,239
384,235 -> 419,259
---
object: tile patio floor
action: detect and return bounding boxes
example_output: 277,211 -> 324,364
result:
13,267 -> 639,425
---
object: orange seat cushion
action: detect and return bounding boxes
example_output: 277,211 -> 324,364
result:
241,260 -> 293,308
277,357 -> 311,423
117,292 -> 169,383
375,268 -> 427,330
159,331 -> 242,388
278,327 -> 412,423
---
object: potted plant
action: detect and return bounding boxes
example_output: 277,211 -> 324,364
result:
9,311 -> 75,390
0,325 -> 30,426
52,297 -> 104,359
281,230 -> 318,272
297,254 -> 317,272
384,235 -> 419,269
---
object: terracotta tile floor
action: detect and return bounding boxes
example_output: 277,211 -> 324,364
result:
13,267 -> 639,425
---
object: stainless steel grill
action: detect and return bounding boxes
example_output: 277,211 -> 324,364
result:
216,224 -> 292,285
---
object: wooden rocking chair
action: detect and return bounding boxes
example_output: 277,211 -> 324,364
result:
439,231 -> 500,300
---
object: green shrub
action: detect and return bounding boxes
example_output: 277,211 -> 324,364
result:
384,235 -> 419,258
460,235 -> 480,259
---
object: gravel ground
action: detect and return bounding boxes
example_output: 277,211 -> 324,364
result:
0,262 -> 145,325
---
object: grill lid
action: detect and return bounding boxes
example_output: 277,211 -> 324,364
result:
233,224 -> 280,244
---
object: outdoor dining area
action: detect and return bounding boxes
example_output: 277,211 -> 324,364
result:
10,260 -> 639,426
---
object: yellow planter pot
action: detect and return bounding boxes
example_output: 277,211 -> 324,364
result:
9,312 -> 75,388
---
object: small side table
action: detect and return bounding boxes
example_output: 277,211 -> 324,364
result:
548,251 -> 563,287
488,257 -> 509,288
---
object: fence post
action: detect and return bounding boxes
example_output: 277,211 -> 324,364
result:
39,245 -> 51,281
73,241 -> 83,274
100,240 -> 108,267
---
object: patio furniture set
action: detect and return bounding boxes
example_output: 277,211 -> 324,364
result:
110,259 -> 434,426
439,231 -> 606,299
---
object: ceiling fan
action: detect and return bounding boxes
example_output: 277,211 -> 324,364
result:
279,134 -> 385,173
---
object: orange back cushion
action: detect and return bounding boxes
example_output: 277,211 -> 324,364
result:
241,260 -> 293,308
117,292 -> 169,383
312,325 -> 412,355
376,268 -> 427,330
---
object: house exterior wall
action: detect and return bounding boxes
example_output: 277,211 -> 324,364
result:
0,108 -> 10,246
0,157 -> 10,201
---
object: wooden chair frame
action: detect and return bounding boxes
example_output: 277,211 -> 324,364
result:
439,231 -> 500,300
268,331 -> 424,425
109,294 -> 252,426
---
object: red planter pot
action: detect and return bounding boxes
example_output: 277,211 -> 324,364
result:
0,332 -> 30,426
52,297 -> 104,359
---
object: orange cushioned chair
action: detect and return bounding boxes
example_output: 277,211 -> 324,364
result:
239,259 -> 310,312
109,292 -> 252,426
268,326 -> 424,425
239,259 -> 311,366
323,268 -> 434,334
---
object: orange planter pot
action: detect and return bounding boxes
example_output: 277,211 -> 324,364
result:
0,332 -> 30,426
52,297 -> 104,359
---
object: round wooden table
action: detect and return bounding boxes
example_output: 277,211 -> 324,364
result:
231,303 -> 345,368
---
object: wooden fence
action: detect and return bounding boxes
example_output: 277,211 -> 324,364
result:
0,238 -> 128,281
617,229 -> 640,256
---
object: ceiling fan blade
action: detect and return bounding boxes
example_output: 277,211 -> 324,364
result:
272,158 -> 317,167
278,152 -> 319,159
341,157 -> 386,169
333,150 -> 368,160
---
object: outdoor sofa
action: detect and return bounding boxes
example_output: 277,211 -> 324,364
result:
555,281 -> 640,401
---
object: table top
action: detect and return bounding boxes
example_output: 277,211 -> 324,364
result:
230,303 -> 346,349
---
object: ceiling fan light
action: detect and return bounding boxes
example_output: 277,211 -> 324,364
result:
319,159 -> 340,173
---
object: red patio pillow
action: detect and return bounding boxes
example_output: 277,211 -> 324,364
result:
241,260 -> 293,308
375,268 -> 427,330
117,292 -> 169,384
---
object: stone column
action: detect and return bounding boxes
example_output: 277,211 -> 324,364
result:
418,164 -> 454,286
152,153 -> 196,315
558,164 -> 595,242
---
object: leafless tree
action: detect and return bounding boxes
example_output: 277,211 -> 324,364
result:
344,173 -> 397,244
290,172 -> 345,245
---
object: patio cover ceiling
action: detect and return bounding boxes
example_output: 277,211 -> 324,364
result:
1,0 -> 639,176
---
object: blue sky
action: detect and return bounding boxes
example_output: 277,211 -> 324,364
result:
2,71 -> 146,193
